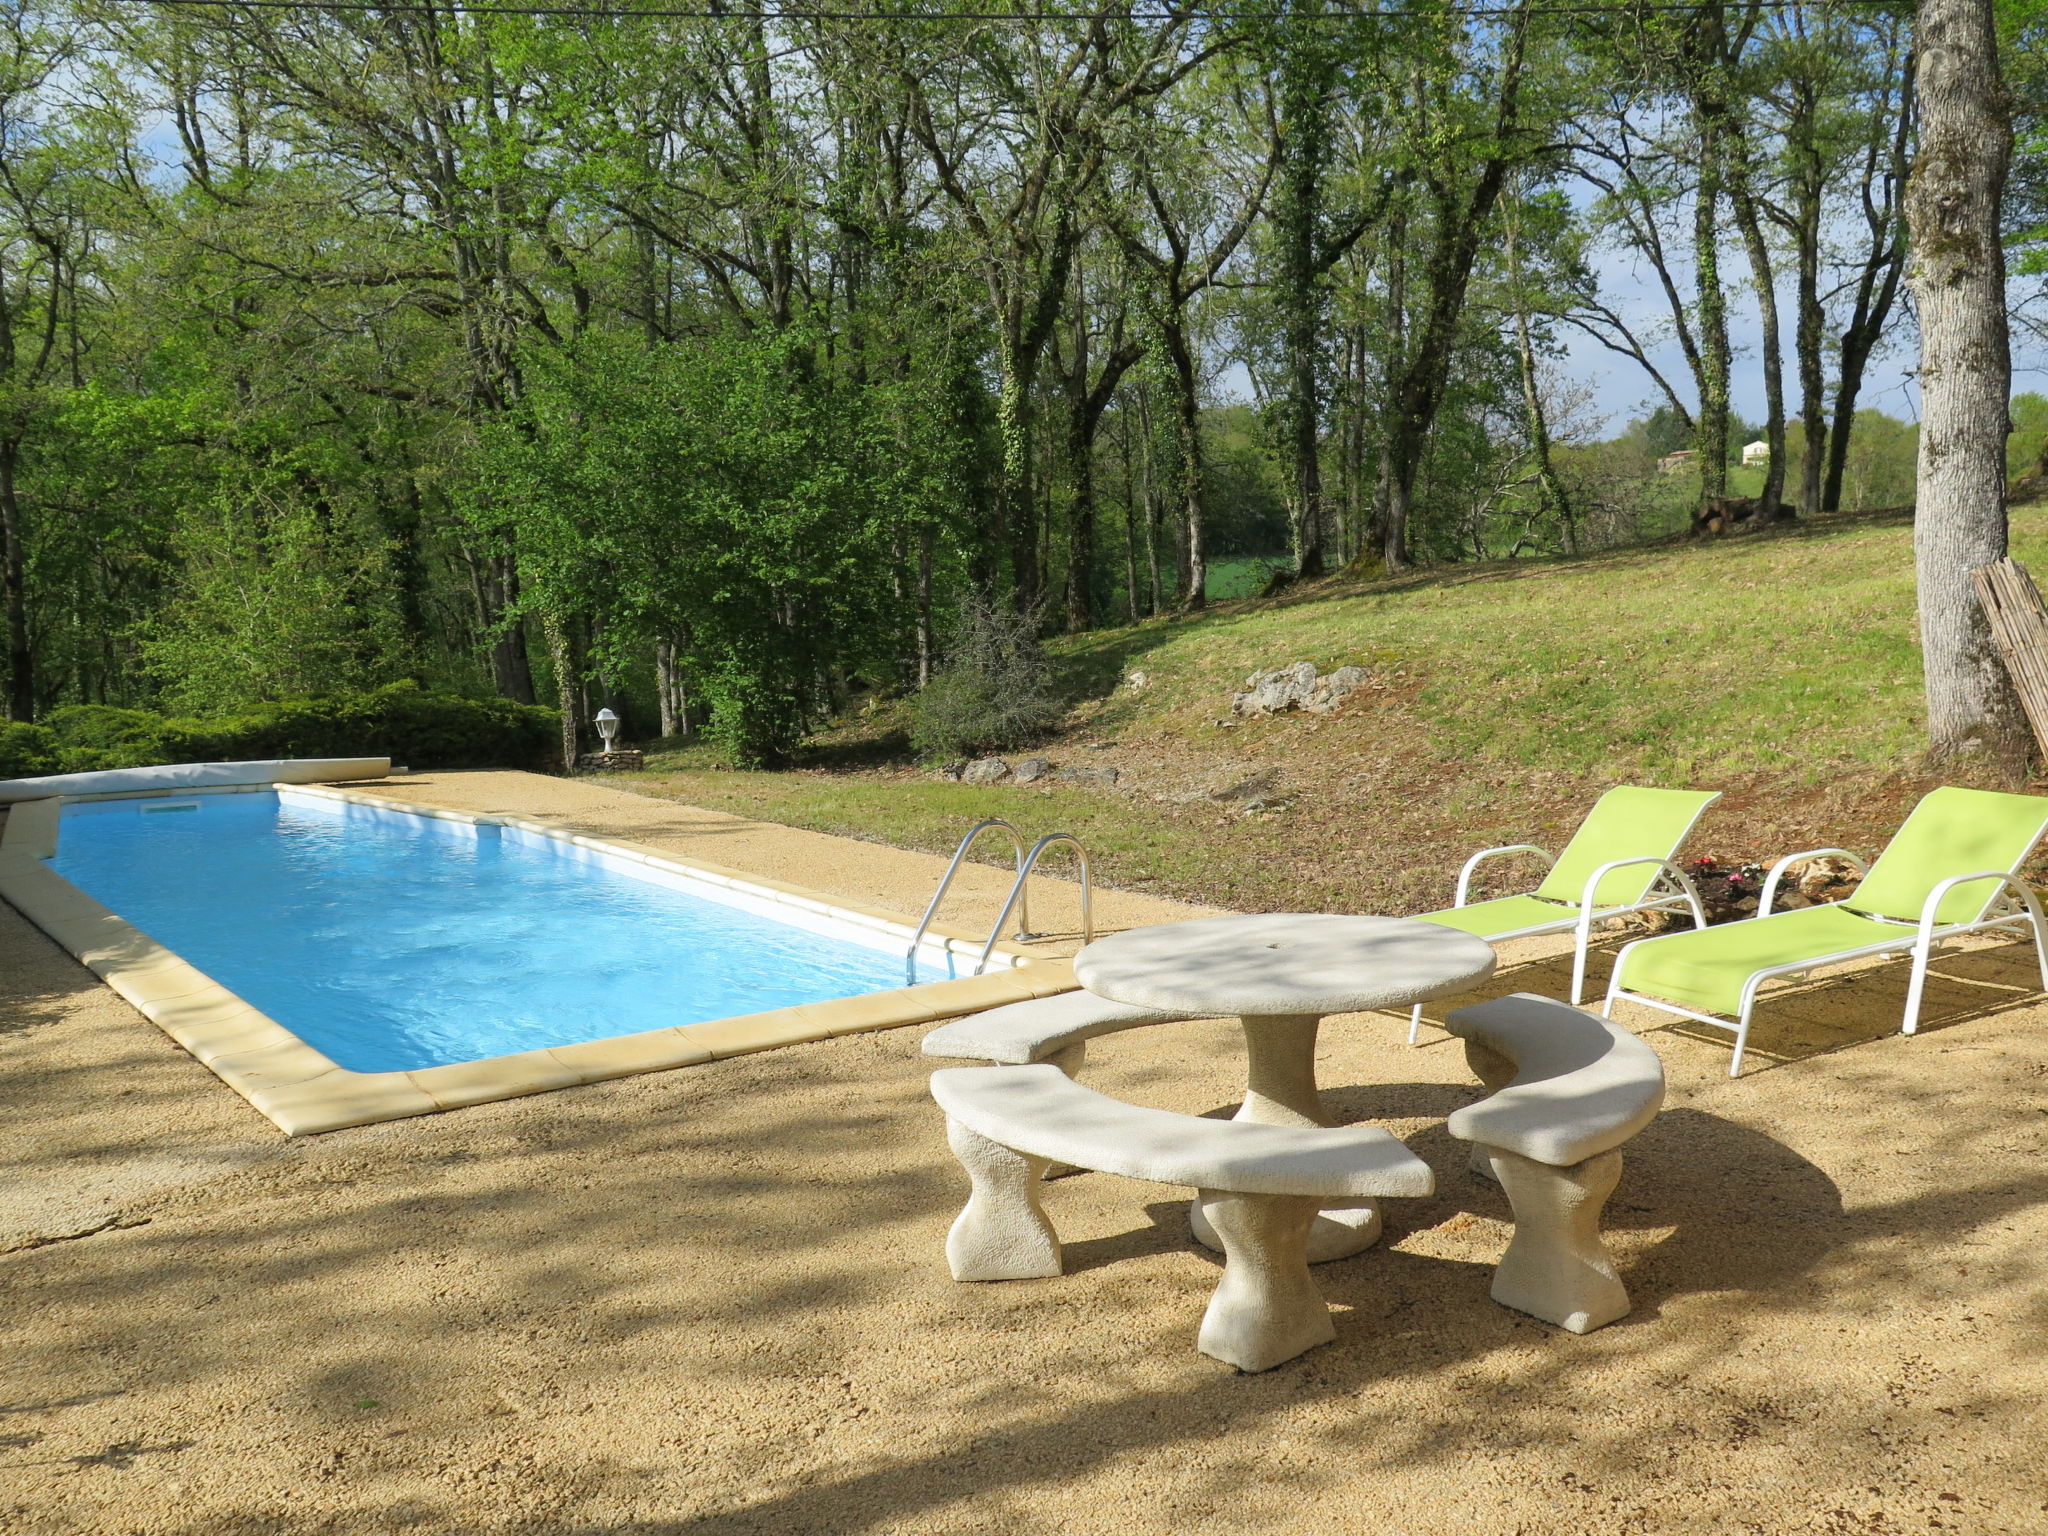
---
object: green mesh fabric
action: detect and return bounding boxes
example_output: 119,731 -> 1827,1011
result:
1414,895 -> 1581,938
1532,787 -> 1720,909
1844,786 -> 2048,925
1614,904 -> 1911,1017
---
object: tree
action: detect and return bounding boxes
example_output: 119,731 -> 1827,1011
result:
0,0 -> 95,719
897,10 -> 1208,614
1375,0 -> 1537,571
1908,0 -> 2027,765
1501,176 -> 1577,550
1102,55 -> 1270,612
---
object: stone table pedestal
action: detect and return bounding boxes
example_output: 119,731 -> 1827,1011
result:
1073,913 -> 1497,1261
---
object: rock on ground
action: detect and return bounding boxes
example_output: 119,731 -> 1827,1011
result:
1232,661 -> 1370,717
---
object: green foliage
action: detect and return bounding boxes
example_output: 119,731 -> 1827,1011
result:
141,482 -> 414,715
1834,411 -> 1919,510
1206,556 -> 1292,600
1633,407 -> 1694,460
473,330 -> 973,768
2009,393 -> 2048,481
1201,405 -> 1291,556
34,706 -> 168,771
0,722 -> 59,778
0,0 -> 1961,762
907,593 -> 1068,761
33,684 -> 555,773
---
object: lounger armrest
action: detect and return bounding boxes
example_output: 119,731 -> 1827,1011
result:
1760,848 -> 1869,917
1455,845 -> 1553,907
1913,870 -> 2046,943
1576,855 -> 1703,920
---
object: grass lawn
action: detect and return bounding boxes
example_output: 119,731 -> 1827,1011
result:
611,504 -> 2048,919
1204,554 -> 1292,600
1057,504 -> 1968,782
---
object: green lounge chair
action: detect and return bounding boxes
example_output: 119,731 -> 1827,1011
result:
1410,786 -> 1721,1040
1604,786 -> 2048,1076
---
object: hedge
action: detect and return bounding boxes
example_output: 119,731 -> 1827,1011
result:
1,683 -> 558,778
0,721 -> 60,779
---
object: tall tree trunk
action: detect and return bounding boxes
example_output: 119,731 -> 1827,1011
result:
1505,179 -> 1575,551
1728,136 -> 1788,518
1908,0 -> 2028,766
915,529 -> 934,686
1344,324 -> 1367,563
1146,451 -> 1166,609
1368,203 -> 1407,568
1062,268 -> 1095,632
995,341 -> 1039,612
1793,155 -> 1827,516
1276,22 -> 1331,580
1378,1 -> 1528,571
1164,320 -> 1207,611
1119,419 -> 1142,623
1692,41 -> 1733,506
544,611 -> 579,771
655,634 -> 691,739
1136,384 -> 1164,614
482,550 -> 536,703
1826,55 -> 1916,513
1063,424 -> 1096,632
0,438 -> 31,721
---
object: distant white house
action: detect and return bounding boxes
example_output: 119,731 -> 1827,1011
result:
1741,439 -> 1770,466
1657,449 -> 1698,475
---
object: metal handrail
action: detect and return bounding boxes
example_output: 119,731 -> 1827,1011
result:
973,833 -> 1094,977
906,818 -> 1031,984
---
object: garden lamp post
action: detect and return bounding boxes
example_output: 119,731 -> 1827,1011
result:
594,708 -> 621,755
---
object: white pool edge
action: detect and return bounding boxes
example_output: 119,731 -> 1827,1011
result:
0,782 -> 1077,1135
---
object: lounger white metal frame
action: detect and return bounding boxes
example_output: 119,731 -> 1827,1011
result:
1408,849 -> 1708,1043
1602,847 -> 2048,1076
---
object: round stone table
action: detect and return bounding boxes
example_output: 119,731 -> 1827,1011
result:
1072,912 -> 1497,1261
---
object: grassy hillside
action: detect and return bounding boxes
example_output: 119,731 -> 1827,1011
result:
1060,504 -> 1969,781
617,505 -> 2048,918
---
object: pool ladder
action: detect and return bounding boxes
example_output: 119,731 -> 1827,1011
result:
906,818 -> 1095,984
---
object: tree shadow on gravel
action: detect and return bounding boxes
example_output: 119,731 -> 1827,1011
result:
0,915 -> 99,1038
91,1114 -> 2048,1536
10,934 -> 2044,1536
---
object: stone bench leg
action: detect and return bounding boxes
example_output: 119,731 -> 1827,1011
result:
1462,1036 -> 1517,1183
1479,1144 -> 1630,1334
1195,1190 -> 1334,1372
944,1119 -> 1062,1282
961,1045 -> 1088,1179
1040,1043 -> 1086,1180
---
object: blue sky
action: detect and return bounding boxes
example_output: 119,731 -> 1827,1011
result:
1558,251 -> 2048,436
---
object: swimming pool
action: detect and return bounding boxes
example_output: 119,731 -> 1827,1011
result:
49,791 -> 986,1073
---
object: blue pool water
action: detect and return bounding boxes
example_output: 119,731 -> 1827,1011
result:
50,793 -> 918,1072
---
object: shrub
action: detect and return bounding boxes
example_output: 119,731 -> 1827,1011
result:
40,706 -> 172,772
698,669 -> 804,770
29,683 -> 558,774
908,593 -> 1067,761
0,722 -> 60,778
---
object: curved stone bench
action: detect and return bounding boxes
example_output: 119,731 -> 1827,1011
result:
921,990 -> 1199,1071
1442,992 -> 1665,1334
923,996 -> 1206,1175
931,1063 -> 1433,1372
